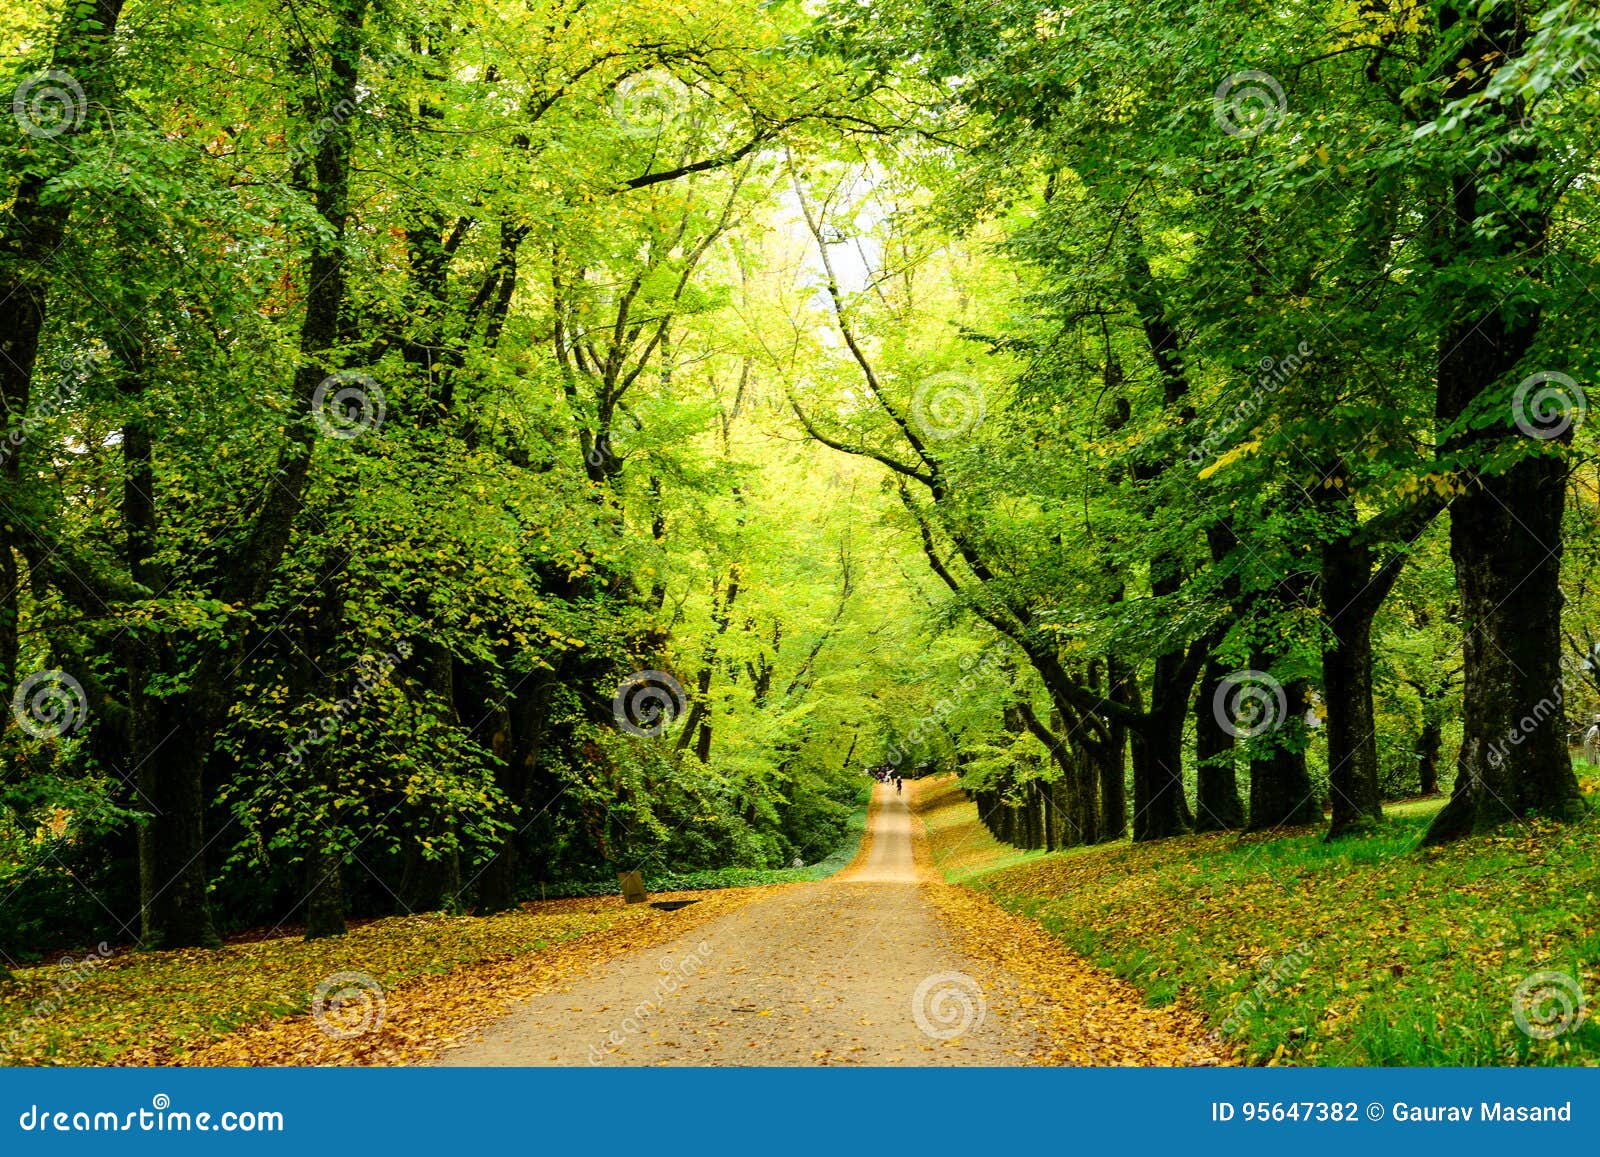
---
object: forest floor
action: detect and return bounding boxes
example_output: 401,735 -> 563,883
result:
917,774 -> 1600,1066
0,783 -> 1222,1066
438,784 -> 1224,1065
12,777 -> 1593,1067
0,888 -> 763,1065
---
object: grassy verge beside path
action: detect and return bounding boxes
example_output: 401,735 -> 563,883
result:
916,775 -> 1600,1066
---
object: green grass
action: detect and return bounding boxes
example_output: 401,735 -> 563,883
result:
942,846 -> 1043,885
926,781 -> 1600,1066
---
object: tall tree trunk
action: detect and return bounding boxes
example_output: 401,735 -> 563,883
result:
1024,787 -> 1041,850
124,372 -> 218,948
1130,711 -> 1188,841
1322,532 -> 1385,838
1427,452 -> 1582,838
1193,658 -> 1244,831
1069,741 -> 1098,845
478,664 -> 564,914
694,713 -> 714,764
1098,655 -> 1133,840
677,571 -> 739,760
303,848 -> 347,940
475,703 -> 522,916
1321,609 -> 1383,837
1043,777 -> 1056,851
134,715 -> 219,947
0,542 -> 16,707
839,729 -> 859,773
1421,2 -> 1585,842
1416,717 -> 1442,796
1131,656 -> 1193,841
1246,677 -> 1320,830
135,0 -> 373,948
1193,527 -> 1245,834
1317,466 -> 1434,838
1016,701 -> 1096,847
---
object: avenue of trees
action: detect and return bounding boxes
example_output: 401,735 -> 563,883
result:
1,0 -> 1596,963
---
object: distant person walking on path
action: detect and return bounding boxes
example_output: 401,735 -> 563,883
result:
894,774 -> 903,795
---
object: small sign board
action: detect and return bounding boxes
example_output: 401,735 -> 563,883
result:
617,870 -> 648,904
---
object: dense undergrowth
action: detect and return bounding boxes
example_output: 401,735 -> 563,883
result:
544,785 -> 872,898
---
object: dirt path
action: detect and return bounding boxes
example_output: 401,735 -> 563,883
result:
438,784 -> 1039,1065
